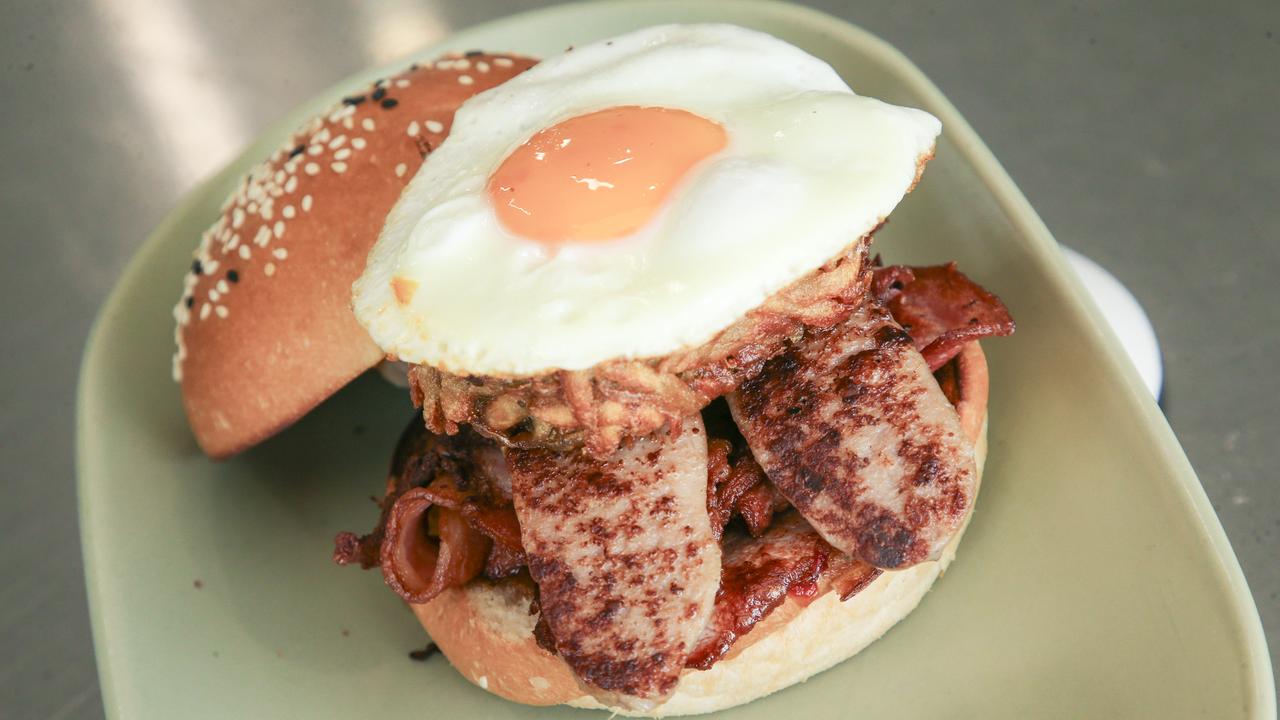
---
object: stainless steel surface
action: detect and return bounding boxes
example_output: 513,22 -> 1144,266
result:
2,1 -> 1276,716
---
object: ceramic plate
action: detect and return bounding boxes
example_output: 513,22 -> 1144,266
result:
78,1 -> 1274,717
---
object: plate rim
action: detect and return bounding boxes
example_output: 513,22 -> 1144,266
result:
76,0 -> 1275,717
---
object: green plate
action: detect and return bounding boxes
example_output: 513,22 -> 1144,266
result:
78,1 -> 1274,717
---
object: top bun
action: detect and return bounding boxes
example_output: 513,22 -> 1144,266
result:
172,53 -> 536,458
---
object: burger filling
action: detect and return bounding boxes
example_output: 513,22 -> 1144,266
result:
335,262 -> 1013,707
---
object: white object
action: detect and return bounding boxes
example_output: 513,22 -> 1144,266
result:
1063,247 -> 1163,398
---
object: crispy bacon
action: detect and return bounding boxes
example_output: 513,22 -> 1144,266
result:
873,262 -> 1014,371
687,512 -> 880,669
506,418 -> 720,709
703,399 -> 789,539
729,297 -> 977,569
459,503 -> 522,551
380,479 -> 491,603
736,482 -> 786,536
333,419 -> 445,570
483,541 -> 527,579
334,421 -> 525,603
706,439 -> 771,539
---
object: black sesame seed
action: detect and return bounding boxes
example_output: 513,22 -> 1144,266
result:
380,98 -> 398,109
342,95 -> 366,106
191,260 -> 203,275
185,296 -> 194,308
409,63 -> 419,70
371,87 -> 386,101
288,144 -> 305,158
227,269 -> 239,283
465,49 -> 483,57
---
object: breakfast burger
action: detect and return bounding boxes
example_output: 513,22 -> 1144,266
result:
174,23 -> 1013,718
335,24 -> 1014,715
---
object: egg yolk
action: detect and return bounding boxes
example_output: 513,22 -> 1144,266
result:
488,106 -> 727,244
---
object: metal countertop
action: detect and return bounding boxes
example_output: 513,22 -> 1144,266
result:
2,1 -> 1276,716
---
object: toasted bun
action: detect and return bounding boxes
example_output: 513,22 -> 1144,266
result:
173,54 -> 536,458
412,342 -> 991,715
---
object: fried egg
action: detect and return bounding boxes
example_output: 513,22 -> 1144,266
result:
354,24 -> 940,375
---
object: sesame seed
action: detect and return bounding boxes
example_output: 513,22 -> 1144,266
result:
476,61 -> 490,73
273,220 -> 285,238
407,120 -> 420,137
458,75 -> 474,86
284,176 -> 298,193
273,247 -> 288,260
362,118 -> 375,131
425,120 -> 443,133
334,147 -> 351,160
208,288 -> 221,302
329,135 -> 347,149
283,205 -> 296,219
254,226 -> 271,246
343,95 -> 366,105
371,87 -> 386,101
192,259 -> 203,275
351,137 -> 367,150
381,98 -> 398,109
494,57 -> 514,67
331,161 -> 348,173
216,279 -> 229,293
308,144 -> 323,156
302,194 -> 313,212
314,128 -> 332,143
304,162 -> 320,176
342,116 -> 354,130
395,162 -> 407,178
455,59 -> 471,70
264,262 -> 276,276
274,170 -> 286,184
465,49 -> 483,57
227,233 -> 240,249
227,269 -> 239,283
215,305 -> 229,319
200,303 -> 211,320
185,296 -> 194,308
239,245 -> 251,259
260,203 -> 273,220
204,259 -> 219,273
395,79 -> 410,88
289,144 -> 306,158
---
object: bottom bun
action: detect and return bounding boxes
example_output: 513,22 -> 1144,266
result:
413,343 -> 991,716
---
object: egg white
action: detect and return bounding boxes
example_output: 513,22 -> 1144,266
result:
354,24 -> 940,376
